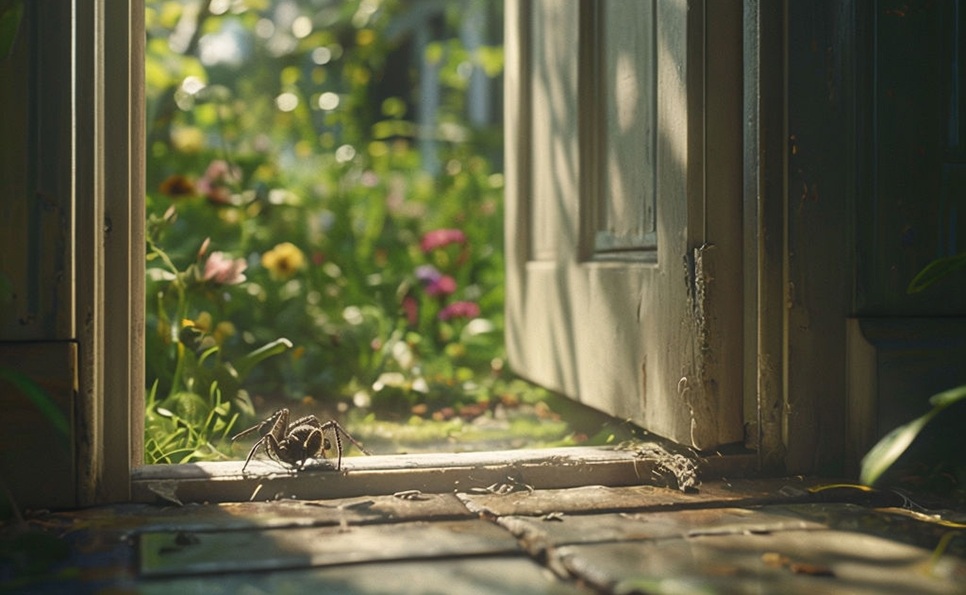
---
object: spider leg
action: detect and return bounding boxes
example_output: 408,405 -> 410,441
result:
241,435 -> 267,472
319,420 -> 371,471
231,408 -> 289,443
236,409 -> 291,472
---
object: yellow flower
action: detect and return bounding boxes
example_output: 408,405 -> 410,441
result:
261,242 -> 306,280
170,126 -> 205,154
194,311 -> 212,332
213,321 -> 235,345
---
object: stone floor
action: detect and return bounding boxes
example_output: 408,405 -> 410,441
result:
3,475 -> 965,594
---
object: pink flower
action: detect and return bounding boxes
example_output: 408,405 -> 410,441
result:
420,229 -> 466,253
203,251 -> 247,285
415,264 -> 457,296
438,301 -> 480,321
197,160 -> 241,204
426,275 -> 457,296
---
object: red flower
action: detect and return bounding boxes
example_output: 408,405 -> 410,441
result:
420,229 -> 466,253
438,301 -> 480,321
402,295 -> 419,325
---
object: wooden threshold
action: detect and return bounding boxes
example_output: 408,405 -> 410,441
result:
131,445 -> 758,505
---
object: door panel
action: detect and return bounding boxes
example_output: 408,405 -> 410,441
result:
505,0 -> 743,449
595,0 -> 657,253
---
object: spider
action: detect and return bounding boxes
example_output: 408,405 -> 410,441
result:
231,408 -> 371,472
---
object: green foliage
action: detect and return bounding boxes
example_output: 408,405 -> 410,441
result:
860,385 -> 966,487
144,0 -> 571,463
907,251 -> 966,293
860,251 -> 966,488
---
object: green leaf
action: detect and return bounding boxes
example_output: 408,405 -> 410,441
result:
907,252 -> 966,293
860,384 -> 966,486
0,0 -> 23,60
233,338 -> 293,380
928,384 -> 966,408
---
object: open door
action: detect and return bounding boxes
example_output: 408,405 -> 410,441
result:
504,0 -> 743,450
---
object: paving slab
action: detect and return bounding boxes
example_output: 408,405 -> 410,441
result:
140,519 -> 520,577
138,556 -> 593,595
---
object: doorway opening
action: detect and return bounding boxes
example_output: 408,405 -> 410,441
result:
143,0 -> 642,467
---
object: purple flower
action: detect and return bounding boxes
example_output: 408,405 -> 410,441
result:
420,229 -> 466,253
415,264 -> 442,284
438,301 -> 480,321
203,251 -> 247,285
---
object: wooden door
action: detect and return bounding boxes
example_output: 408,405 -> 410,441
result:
504,0 -> 744,450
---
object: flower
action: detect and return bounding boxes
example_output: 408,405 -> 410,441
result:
415,264 -> 442,283
197,159 -> 241,204
426,275 -> 457,296
170,126 -> 204,153
420,228 -> 466,253
203,251 -> 247,285
414,264 -> 457,296
438,301 -> 480,321
159,174 -> 196,198
402,295 -> 419,325
262,242 -> 306,280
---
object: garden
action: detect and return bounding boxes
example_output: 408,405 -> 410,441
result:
143,0 -> 636,465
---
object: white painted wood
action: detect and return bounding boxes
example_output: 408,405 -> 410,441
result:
131,446 -> 757,503
505,0 -> 743,450
74,0 -> 144,504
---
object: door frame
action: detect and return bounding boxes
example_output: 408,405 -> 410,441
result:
68,0 -> 859,507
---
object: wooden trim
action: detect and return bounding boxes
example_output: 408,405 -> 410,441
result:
74,0 -> 105,507
131,446 -> 758,504
502,0 -> 531,369
746,0 -> 787,472
692,0 -> 745,449
75,0 -> 143,505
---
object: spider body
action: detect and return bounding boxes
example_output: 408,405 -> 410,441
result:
231,408 -> 370,472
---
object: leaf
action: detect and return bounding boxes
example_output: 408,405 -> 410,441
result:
233,338 -> 293,380
860,384 -> 966,486
928,384 -> 966,408
907,252 -> 966,293
0,0 -> 23,60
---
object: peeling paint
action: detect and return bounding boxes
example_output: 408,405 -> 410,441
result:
682,244 -> 720,450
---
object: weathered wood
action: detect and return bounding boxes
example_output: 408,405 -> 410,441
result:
140,519 -> 520,576
0,342 -> 76,509
80,493 -> 473,535
557,528 -> 966,594
131,446 -> 756,505
73,0 -> 144,505
505,0 -> 744,452
456,477 -> 831,518
139,557 -> 591,595
499,507 -> 825,557
0,2 -> 73,342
